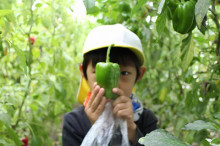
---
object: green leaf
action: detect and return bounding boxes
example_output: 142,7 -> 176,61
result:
0,139 -> 7,145
157,0 -> 166,14
172,45 -> 181,67
87,6 -> 99,14
194,129 -> 209,143
202,139 -> 211,146
11,44 -> 27,74
214,112 -> 220,119
131,0 -> 147,17
212,138 -> 220,144
138,129 -> 188,146
183,120 -> 217,131
5,125 -> 22,146
0,10 -> 13,17
0,113 -> 11,125
156,7 -> 167,34
181,33 -> 194,71
83,0 -> 97,14
31,135 -> 43,146
195,0 -> 210,29
35,3 -> 42,8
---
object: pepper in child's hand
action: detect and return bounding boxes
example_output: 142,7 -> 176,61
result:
95,44 -> 120,99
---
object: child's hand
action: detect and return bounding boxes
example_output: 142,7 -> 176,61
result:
84,82 -> 108,125
112,88 -> 137,143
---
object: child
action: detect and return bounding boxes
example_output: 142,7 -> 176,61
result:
62,24 -> 158,146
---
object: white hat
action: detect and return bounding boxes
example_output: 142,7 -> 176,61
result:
83,24 -> 144,65
77,24 -> 144,104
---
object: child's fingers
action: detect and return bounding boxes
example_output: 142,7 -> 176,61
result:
95,96 -> 108,115
112,103 -> 124,115
112,88 -> 124,96
112,100 -> 133,121
114,107 -> 130,119
90,88 -> 105,112
93,82 -> 97,89
112,88 -> 128,106
87,85 -> 100,108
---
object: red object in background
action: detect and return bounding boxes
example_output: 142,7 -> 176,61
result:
22,137 -> 28,146
30,37 -> 36,45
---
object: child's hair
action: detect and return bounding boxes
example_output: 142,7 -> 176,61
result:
82,47 -> 142,81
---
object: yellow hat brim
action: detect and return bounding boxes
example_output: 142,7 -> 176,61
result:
77,77 -> 90,104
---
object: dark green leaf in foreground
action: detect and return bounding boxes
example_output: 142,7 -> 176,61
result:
182,120 -> 217,131
138,129 -> 188,146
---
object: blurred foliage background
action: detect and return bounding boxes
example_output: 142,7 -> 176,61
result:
0,0 -> 219,145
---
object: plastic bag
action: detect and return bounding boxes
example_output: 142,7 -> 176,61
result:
81,102 -> 129,146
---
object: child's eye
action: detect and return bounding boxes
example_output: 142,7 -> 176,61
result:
121,71 -> 129,76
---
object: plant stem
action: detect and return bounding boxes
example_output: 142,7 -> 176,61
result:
175,74 -> 184,95
210,0 -> 220,56
14,0 -> 34,128
106,44 -> 114,63
209,0 -> 220,79
15,79 -> 31,127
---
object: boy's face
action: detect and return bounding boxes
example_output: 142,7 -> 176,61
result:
85,60 -> 139,97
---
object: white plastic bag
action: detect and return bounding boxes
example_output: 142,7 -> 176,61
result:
81,102 -> 129,146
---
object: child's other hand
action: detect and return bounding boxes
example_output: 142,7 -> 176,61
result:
112,88 -> 135,128
84,82 -> 108,125
112,88 -> 137,143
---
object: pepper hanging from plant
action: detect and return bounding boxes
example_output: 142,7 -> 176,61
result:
95,44 -> 120,99
172,0 -> 197,34
166,0 -> 178,20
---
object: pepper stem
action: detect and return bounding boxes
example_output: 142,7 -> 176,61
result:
106,44 -> 114,63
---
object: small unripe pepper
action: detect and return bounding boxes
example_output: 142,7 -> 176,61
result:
95,44 -> 120,99
172,0 -> 196,34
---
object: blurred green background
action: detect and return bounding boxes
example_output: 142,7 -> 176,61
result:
0,0 -> 219,145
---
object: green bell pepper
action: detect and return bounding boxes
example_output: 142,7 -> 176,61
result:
172,0 -> 196,34
95,44 -> 120,99
166,0 -> 178,20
